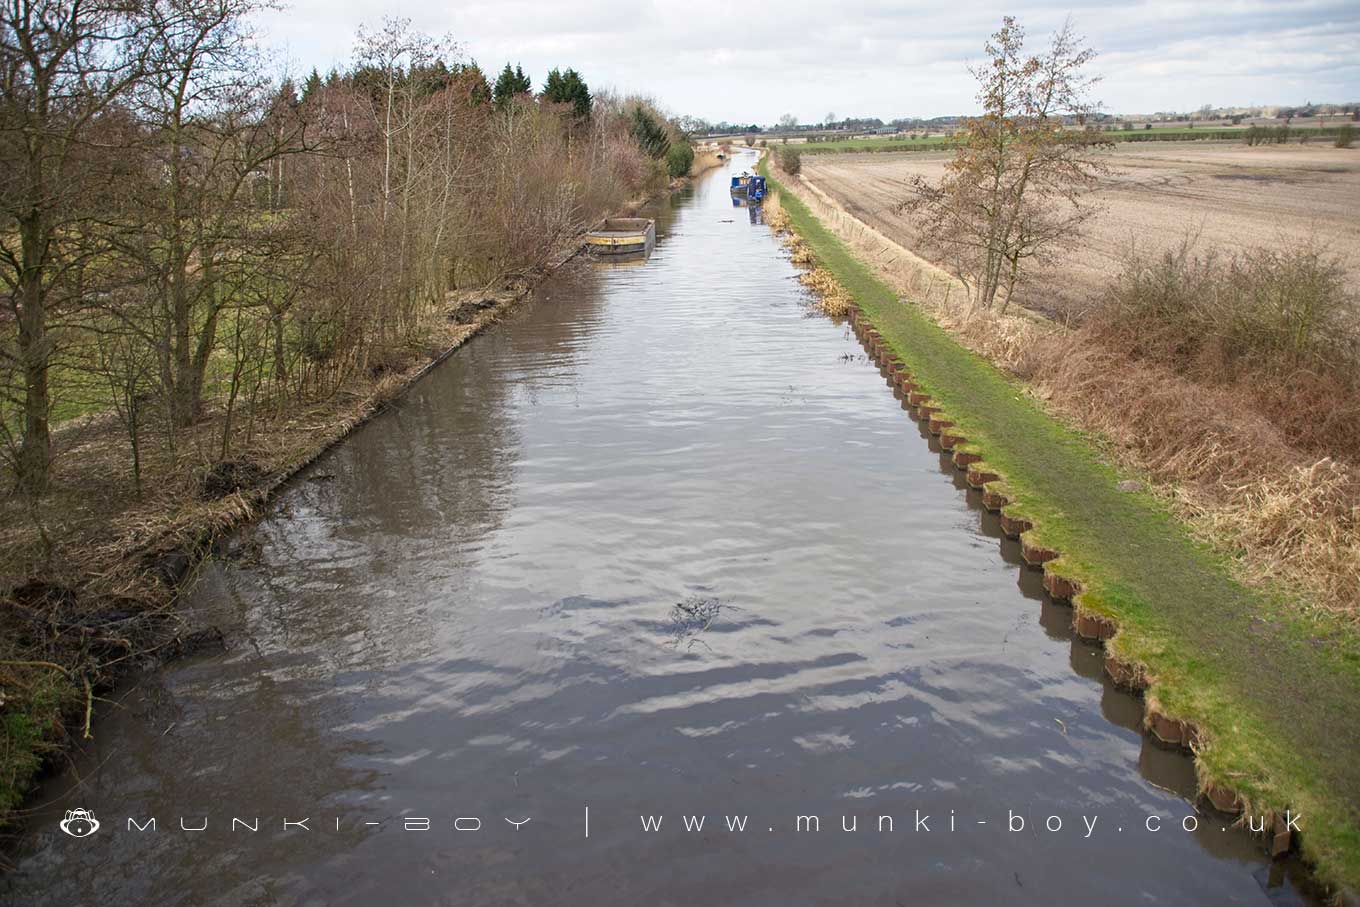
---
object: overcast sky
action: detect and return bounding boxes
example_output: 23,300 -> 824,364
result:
254,1 -> 1360,123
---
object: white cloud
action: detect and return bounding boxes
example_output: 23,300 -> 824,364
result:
254,0 -> 1360,122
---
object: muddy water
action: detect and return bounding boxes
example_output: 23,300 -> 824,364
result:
10,154 -> 1299,906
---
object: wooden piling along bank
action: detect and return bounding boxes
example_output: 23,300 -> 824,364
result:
848,303 -> 1276,832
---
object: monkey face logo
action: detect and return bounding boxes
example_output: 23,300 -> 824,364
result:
59,809 -> 100,838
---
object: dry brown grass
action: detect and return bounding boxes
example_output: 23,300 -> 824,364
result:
1030,339 -> 1360,616
688,149 -> 724,179
764,192 -> 852,317
799,268 -> 854,316
917,294 -> 1360,618
788,240 -> 816,268
1087,238 -> 1360,459
764,192 -> 791,234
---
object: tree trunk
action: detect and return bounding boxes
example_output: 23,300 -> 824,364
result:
182,251 -> 221,427
16,246 -> 51,494
15,129 -> 52,495
170,240 -> 194,428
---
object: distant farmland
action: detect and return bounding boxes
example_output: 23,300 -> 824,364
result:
801,141 -> 1360,318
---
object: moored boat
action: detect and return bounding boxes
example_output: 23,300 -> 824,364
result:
729,173 -> 766,201
584,217 -> 656,255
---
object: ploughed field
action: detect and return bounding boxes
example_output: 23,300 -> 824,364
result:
802,142 -> 1360,318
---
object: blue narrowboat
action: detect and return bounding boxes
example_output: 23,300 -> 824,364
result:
729,173 -> 767,201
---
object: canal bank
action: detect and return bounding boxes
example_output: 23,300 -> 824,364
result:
2,170 -> 703,830
0,263 -> 566,831
5,154 -> 1320,905
760,160 -> 1360,895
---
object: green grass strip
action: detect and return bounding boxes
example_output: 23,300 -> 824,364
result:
762,160 -> 1360,890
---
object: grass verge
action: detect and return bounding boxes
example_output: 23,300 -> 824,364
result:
761,160 -> 1360,892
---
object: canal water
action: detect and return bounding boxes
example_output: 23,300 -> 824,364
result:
9,153 -> 1296,905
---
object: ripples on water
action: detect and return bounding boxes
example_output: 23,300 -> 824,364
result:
9,154 -> 1298,906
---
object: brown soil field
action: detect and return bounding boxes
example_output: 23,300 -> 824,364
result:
803,142 -> 1360,318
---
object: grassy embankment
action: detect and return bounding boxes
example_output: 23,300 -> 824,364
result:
796,125 -> 1355,154
759,160 -> 1360,892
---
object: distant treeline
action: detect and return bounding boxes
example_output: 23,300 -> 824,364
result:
795,125 -> 1358,155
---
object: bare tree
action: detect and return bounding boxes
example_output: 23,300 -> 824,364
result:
410,70 -> 488,302
0,0 -> 148,492
91,325 -> 156,496
355,17 -> 457,330
901,16 -> 1110,312
118,0 -> 307,429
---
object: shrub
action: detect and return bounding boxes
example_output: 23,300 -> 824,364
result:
1091,237 -> 1360,455
665,142 -> 694,178
1102,238 -> 1356,374
777,147 -> 801,175
1337,124 -> 1355,149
